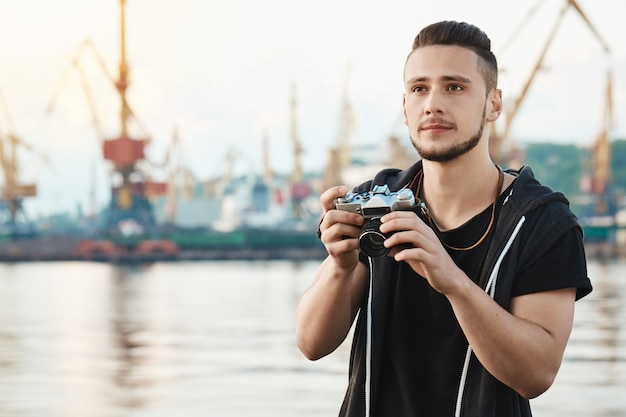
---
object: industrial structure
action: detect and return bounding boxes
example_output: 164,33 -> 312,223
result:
0,91 -> 43,238
322,64 -> 414,191
47,0 -> 176,256
578,70 -> 619,245
0,0 -> 623,261
489,0 -> 611,169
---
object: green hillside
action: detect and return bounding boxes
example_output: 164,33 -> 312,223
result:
510,139 -> 626,216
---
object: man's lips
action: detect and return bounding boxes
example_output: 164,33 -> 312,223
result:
419,122 -> 454,132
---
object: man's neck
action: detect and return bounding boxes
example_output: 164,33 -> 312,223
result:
420,156 -> 500,231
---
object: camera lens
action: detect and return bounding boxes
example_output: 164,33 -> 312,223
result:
359,218 -> 389,257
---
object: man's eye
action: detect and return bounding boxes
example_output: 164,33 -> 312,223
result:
448,84 -> 463,91
412,85 -> 426,92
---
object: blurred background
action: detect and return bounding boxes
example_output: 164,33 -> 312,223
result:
0,1 -> 625,416
0,0 -> 624,258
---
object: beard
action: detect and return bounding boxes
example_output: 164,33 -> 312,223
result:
412,106 -> 486,163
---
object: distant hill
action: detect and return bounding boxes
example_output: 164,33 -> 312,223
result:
516,139 -> 626,215
521,142 -> 586,197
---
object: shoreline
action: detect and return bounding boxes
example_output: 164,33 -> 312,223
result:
1,236 -> 622,263
0,236 -> 328,263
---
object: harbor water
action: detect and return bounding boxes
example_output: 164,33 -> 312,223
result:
0,258 -> 624,416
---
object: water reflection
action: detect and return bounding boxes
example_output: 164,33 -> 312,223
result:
531,259 -> 626,416
110,266 -> 154,409
0,259 -> 624,416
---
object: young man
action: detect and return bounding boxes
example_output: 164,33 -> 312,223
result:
296,21 -> 592,416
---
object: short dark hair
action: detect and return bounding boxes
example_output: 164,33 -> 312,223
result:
409,21 -> 498,92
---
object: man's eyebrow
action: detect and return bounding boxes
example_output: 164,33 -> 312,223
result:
441,75 -> 472,84
405,76 -> 430,86
405,75 -> 472,84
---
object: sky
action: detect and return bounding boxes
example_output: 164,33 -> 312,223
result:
0,0 -> 624,216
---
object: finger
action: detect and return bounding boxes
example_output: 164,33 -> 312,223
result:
392,246 -> 428,266
321,214 -> 363,241
318,210 -> 363,247
320,185 -> 350,212
325,236 -> 361,258
331,223 -> 363,240
381,210 -> 422,223
383,230 -> 418,251
379,213 -> 424,235
387,244 -> 418,259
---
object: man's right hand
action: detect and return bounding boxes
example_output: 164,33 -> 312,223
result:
318,186 -> 364,269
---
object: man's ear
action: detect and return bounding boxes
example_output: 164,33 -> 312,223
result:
402,94 -> 409,126
486,89 -> 503,123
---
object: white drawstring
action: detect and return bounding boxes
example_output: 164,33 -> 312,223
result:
454,216 -> 526,417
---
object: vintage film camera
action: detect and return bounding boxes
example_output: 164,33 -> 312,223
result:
335,184 -> 416,257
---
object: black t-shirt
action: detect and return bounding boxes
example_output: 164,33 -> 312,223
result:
372,182 -> 590,416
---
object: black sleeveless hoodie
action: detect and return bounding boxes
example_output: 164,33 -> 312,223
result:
338,160 -> 591,417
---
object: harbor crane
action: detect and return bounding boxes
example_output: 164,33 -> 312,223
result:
577,69 -> 618,243
161,125 -> 197,224
0,90 -> 47,237
322,63 -> 412,190
47,0 -> 175,254
586,71 -> 613,200
323,63 -> 357,189
490,0 -> 610,167
289,84 -> 312,219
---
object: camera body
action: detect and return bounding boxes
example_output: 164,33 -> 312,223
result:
335,184 -> 416,257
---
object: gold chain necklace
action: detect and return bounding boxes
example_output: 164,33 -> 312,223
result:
410,166 -> 504,251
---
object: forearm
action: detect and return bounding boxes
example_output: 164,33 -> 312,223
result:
296,257 -> 365,360
446,273 -> 575,398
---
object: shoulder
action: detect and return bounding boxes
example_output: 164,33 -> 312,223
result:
506,165 -> 577,227
505,165 -> 570,213
498,164 -> 583,271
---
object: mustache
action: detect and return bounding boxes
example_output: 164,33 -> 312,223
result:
418,118 -> 456,130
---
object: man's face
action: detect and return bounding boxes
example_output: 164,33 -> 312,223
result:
402,45 -> 500,162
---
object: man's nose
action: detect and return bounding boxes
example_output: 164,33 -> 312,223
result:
424,91 -> 444,115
